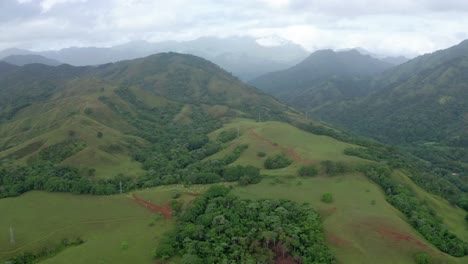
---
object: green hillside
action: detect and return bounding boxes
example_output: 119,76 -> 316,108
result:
250,49 -> 393,110
2,120 -> 467,263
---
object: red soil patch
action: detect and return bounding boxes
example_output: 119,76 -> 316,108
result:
350,216 -> 431,251
271,244 -> 297,264
132,195 -> 172,220
376,228 -> 430,250
249,130 -> 301,163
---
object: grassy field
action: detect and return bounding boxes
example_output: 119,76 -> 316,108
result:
208,119 -> 365,176
210,119 -> 467,263
232,172 -> 465,264
393,170 -> 468,241
0,185 -> 209,264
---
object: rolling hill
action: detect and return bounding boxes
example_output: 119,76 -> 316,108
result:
0,52 -> 287,180
250,49 -> 394,110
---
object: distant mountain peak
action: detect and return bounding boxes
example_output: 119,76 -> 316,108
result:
1,54 -> 62,66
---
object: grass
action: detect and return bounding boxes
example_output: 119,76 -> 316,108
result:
208,119 -> 365,175
232,173 -> 465,264
1,118 -> 467,264
0,184 -> 207,263
393,170 -> 468,241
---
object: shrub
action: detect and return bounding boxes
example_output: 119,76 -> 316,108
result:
217,130 -> 237,143
84,108 -> 93,115
321,193 -> 333,203
298,165 -> 318,177
97,131 -> 103,138
321,160 -> 348,176
257,151 -> 266,157
264,153 -> 292,169
413,253 -> 430,264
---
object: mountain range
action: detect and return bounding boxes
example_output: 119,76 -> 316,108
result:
1,54 -> 62,66
0,37 -> 308,81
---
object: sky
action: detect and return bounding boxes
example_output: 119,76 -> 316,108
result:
1,0 -> 468,57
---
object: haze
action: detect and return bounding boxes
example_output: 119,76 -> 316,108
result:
2,0 -> 468,57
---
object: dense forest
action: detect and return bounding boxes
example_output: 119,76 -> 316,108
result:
155,185 -> 335,263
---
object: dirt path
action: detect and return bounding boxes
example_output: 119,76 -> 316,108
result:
132,195 -> 172,220
248,129 -> 301,163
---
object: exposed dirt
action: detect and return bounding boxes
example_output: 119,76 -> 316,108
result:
271,244 -> 297,264
132,195 -> 172,220
350,216 -> 432,251
325,230 -> 352,247
376,228 -> 430,250
248,129 -> 301,163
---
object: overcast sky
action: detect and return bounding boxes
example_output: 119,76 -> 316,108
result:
1,0 -> 468,57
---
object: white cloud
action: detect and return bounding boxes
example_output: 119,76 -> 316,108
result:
2,0 -> 468,56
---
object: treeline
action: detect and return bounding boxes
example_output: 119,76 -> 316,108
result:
7,237 -> 84,264
0,144 -> 259,199
154,185 -> 335,263
360,164 -> 468,257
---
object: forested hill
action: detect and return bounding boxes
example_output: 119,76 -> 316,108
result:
250,49 -> 394,110
317,40 -> 468,146
0,52 -> 288,183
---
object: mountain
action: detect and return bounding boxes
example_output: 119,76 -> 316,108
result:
250,49 -> 394,110
0,52 -> 288,179
0,37 -> 308,81
381,56 -> 410,65
317,40 -> 468,146
338,47 -> 410,66
2,54 -> 62,66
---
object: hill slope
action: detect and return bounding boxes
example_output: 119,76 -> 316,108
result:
0,53 -> 287,180
2,54 -> 62,66
250,49 -> 394,110
317,40 -> 468,146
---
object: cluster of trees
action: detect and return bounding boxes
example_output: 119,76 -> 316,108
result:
297,164 -> 318,177
0,144 -> 256,199
360,165 -> 468,257
154,185 -> 335,263
217,130 -> 238,143
320,160 -> 348,176
0,160 -> 139,198
264,153 -> 292,169
38,139 -> 87,163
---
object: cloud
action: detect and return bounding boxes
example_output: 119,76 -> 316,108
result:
1,0 -> 467,56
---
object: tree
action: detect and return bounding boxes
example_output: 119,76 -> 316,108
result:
298,165 -> 318,177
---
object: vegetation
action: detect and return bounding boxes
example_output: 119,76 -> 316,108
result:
321,160 -> 348,176
321,193 -> 333,203
298,164 -> 318,177
7,237 -> 84,264
360,164 -> 468,257
154,185 -> 335,263
264,153 -> 292,169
